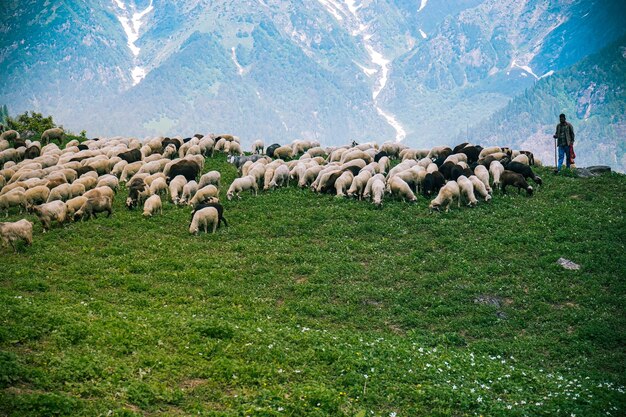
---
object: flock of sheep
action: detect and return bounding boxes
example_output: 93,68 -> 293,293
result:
0,129 -> 544,251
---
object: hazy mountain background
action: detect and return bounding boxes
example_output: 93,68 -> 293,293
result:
1,0 -> 625,170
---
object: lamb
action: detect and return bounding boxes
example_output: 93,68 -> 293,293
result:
24,185 -> 50,208
347,170 -> 372,200
387,176 -> 417,203
189,184 -> 219,207
168,175 -> 187,204
32,200 -> 68,231
47,183 -> 72,203
189,206 -> 219,235
456,175 -> 478,207
501,171 -> 533,196
65,196 -> 88,218
74,195 -> 113,220
0,190 -> 26,215
227,176 -> 258,200
198,171 -> 221,189
149,177 -> 169,197
371,178 -> 385,207
0,219 -> 33,251
489,161 -> 505,189
269,164 -> 290,189
429,181 -> 461,212
191,200 -> 228,228
473,165 -> 492,194
142,194 -> 162,217
469,175 -> 492,202
40,127 -> 65,145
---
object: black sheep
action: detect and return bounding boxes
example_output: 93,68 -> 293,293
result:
266,143 -> 281,158
118,149 -> 142,164
162,138 -> 182,151
452,142 -> 469,154
167,160 -> 200,182
460,145 -> 482,164
505,161 -> 542,186
77,144 -> 89,151
374,151 -> 390,162
450,164 -> 466,181
191,202 -> 228,228
24,146 -> 40,159
422,171 -> 445,196
501,170 -> 533,196
439,161 -> 456,180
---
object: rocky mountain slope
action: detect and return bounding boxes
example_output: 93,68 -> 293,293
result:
0,0 -> 624,167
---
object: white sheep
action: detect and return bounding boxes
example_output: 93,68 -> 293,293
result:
511,154 -> 530,165
478,146 -> 503,159
0,219 -> 33,251
457,175 -> 478,207
189,185 -> 219,207
489,161 -> 505,189
47,183 -> 72,203
180,180 -> 198,204
0,189 -> 26,216
198,171 -> 221,189
299,165 -> 323,188
189,206 -> 219,234
227,176 -> 258,200
334,171 -> 354,197
96,175 -> 119,193
429,181 -> 461,212
363,173 -> 385,200
32,200 -> 68,231
469,175 -> 492,202
74,195 -> 113,221
371,178 -> 385,207
272,145 -> 293,160
473,165 -> 492,194
65,196 -> 88,218
347,170 -> 372,200
168,175 -> 187,204
142,194 -> 162,217
120,161 -> 144,183
24,185 -> 50,208
269,164 -> 290,189
149,177 -> 168,197
387,176 -> 417,203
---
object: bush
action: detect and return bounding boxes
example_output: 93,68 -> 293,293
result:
6,111 -> 56,135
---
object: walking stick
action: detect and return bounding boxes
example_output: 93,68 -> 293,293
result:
553,137 -> 557,169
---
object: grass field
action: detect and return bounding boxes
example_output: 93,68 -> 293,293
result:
1,154 -> 625,416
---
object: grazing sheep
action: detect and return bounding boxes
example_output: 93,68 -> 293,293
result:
65,196 -> 88,218
198,171 -> 221,189
227,176 -> 258,200
478,146 -> 502,159
40,127 -> 65,145
473,165 -> 492,194
96,175 -> 119,193
0,190 -> 26,215
192,200 -> 228,228
334,171 -> 354,197
501,171 -> 533,196
47,183 -> 72,203
24,185 -> 50,208
363,173 -> 385,200
422,172 -> 445,197
456,175 -> 478,207
189,184 -> 219,207
511,154 -> 530,165
505,161 -> 542,186
118,148 -> 142,163
269,164 -> 290,189
489,161 -> 505,189
32,200 -> 68,231
272,145 -> 294,160
347,170 -> 372,200
75,195 -> 113,220
427,146 -> 452,160
149,177 -> 168,197
189,206 -> 219,234
0,130 -> 20,143
180,180 -> 198,204
126,179 -> 150,209
142,194 -> 162,217
371,178 -> 385,207
120,161 -> 144,183
469,175 -> 492,202
83,186 -> 115,201
168,175 -> 187,204
166,159 -> 200,182
429,181 -> 461,212
299,165 -> 323,188
74,175 -> 98,191
387,176 -> 417,203
111,160 -> 128,177
0,219 -> 33,251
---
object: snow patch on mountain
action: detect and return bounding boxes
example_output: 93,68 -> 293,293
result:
418,0 -> 428,13
231,47 -> 245,76
113,0 -> 153,85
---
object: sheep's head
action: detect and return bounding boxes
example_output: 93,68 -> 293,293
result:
125,197 -> 136,209
535,176 -> 543,186
526,186 -> 534,196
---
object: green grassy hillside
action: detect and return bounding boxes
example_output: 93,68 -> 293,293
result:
1,154 -> 625,416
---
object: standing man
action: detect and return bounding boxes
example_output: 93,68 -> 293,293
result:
553,113 -> 575,172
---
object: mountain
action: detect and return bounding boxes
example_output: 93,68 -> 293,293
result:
0,0 -> 625,168
464,34 -> 626,172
